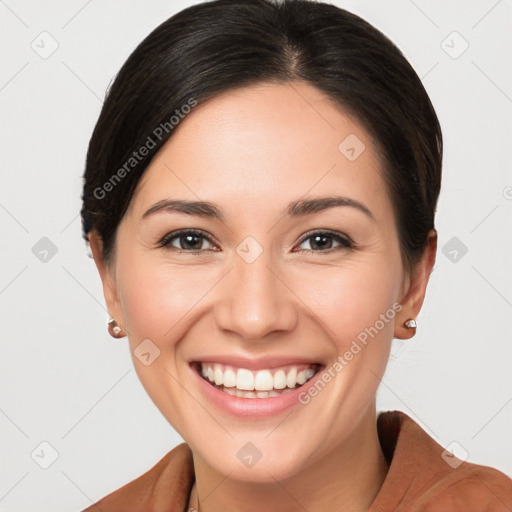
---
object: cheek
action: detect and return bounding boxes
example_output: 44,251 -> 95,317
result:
117,255 -> 216,344
115,253 -> 222,433
291,255 -> 402,354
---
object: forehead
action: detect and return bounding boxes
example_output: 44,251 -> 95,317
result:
129,81 -> 390,221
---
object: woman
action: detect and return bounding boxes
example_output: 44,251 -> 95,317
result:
80,0 -> 512,510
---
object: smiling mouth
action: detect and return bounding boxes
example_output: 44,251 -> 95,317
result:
191,361 -> 322,399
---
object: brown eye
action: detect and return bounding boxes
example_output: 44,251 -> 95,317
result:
159,230 -> 218,253
295,231 -> 353,253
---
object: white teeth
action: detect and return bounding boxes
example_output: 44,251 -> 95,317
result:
254,370 -> 273,391
273,369 -> 287,389
286,367 -> 297,388
199,362 -> 318,396
223,368 -> 236,388
237,368 -> 254,390
296,370 -> 307,385
214,364 -> 223,386
297,368 -> 316,385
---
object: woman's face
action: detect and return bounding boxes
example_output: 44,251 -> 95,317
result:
92,81 -> 427,482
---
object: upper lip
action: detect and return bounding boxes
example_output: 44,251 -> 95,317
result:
189,354 -> 323,371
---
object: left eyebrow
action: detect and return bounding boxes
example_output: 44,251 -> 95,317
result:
141,195 -> 374,222
284,196 -> 374,221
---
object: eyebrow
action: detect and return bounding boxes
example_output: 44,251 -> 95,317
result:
142,196 -> 374,221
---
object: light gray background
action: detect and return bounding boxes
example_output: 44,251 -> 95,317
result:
1,1 -> 511,510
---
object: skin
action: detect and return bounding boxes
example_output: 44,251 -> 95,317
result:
90,81 -> 436,512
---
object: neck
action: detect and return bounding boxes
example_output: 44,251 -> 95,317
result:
188,406 -> 389,512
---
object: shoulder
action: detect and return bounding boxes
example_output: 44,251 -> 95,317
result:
371,411 -> 512,512
413,461 -> 512,511
81,442 -> 194,512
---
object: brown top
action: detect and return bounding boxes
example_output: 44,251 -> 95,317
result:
82,411 -> 512,512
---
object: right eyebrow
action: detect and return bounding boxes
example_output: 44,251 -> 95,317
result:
142,199 -> 224,221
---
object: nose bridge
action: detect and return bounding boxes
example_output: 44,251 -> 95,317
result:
216,243 -> 297,340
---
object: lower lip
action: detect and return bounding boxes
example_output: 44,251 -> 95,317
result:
190,364 -> 323,419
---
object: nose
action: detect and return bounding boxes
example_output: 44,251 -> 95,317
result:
215,250 -> 298,342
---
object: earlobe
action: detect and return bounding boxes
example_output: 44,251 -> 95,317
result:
395,230 -> 437,339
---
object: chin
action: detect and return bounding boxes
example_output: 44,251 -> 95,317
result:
189,434 -> 316,483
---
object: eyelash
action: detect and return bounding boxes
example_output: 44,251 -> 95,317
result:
157,229 -> 354,255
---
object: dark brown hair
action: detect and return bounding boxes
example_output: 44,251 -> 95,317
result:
81,0 -> 442,273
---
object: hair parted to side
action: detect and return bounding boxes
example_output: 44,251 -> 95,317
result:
81,0 -> 442,274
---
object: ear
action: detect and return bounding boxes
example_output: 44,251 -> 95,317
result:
395,229 -> 437,339
88,230 -> 126,333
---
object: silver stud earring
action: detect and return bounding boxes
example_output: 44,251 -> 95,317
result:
404,318 -> 417,329
108,318 -> 123,338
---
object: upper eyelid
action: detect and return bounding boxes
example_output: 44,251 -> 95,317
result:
159,229 -> 218,248
296,230 -> 352,244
